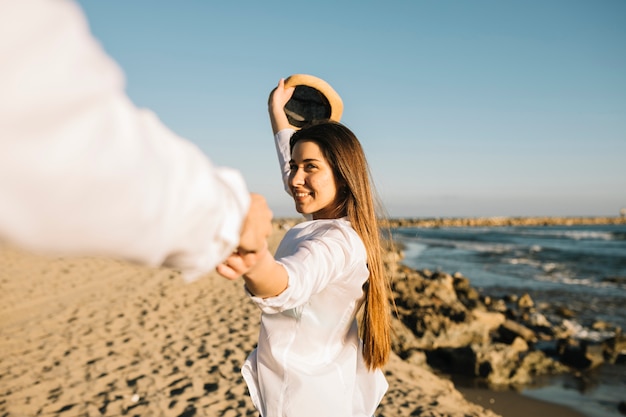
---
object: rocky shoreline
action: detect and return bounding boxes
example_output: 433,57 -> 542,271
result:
388,264 -> 626,383
383,233 -> 626,416
2,219 -> 624,416
382,215 -> 626,229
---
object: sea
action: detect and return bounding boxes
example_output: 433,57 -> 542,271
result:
392,223 -> 626,417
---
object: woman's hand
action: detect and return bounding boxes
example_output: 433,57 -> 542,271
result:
269,78 -> 294,110
216,245 -> 266,280
269,78 -> 294,134
217,243 -> 288,298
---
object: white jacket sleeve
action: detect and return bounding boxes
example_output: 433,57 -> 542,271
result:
0,0 -> 249,281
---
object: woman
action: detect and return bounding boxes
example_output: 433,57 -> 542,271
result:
217,79 -> 392,417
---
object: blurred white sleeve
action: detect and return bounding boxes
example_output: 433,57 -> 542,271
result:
0,0 -> 250,281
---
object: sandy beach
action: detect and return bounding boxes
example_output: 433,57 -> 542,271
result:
0,223 -> 591,416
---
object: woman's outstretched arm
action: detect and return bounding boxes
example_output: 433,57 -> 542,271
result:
216,246 -> 289,299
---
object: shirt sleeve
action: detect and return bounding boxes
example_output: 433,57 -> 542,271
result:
0,0 -> 249,282
273,128 -> 296,196
248,221 -> 368,313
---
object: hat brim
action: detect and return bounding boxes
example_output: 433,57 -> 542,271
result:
281,74 -> 343,129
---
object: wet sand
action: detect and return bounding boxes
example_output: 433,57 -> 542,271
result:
459,387 -> 587,417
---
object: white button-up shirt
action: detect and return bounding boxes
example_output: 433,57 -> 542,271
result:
241,130 -> 388,417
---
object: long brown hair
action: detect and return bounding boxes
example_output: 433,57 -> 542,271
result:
290,121 -> 391,370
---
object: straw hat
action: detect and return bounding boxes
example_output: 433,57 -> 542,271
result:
281,74 -> 343,129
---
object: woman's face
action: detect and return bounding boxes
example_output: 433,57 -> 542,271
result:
289,140 -> 342,219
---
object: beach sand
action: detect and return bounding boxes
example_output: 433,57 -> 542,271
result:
0,225 -> 589,416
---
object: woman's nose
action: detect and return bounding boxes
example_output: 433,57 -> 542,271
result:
289,168 -> 305,186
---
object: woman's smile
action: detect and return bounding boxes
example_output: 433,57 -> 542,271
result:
288,140 -> 340,219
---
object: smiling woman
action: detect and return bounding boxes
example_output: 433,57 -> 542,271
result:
215,78 -> 393,417
288,140 -> 343,219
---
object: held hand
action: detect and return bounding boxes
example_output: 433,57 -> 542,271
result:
238,193 -> 273,255
216,244 -> 267,280
217,246 -> 288,299
217,193 -> 271,280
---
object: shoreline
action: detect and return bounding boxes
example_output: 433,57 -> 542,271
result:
382,215 -> 626,228
458,386 -> 588,417
1,221 -> 621,416
386,218 -> 626,417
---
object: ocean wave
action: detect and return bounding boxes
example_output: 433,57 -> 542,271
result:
401,240 -> 428,258
561,319 -> 616,342
506,257 -> 543,268
419,237 -> 518,254
511,229 -> 617,241
393,226 -> 626,294
506,258 -> 570,276
534,271 -> 626,290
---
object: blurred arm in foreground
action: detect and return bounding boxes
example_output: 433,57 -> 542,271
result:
0,0 -> 271,281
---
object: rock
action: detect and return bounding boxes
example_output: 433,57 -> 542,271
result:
558,338 -> 604,369
510,350 -> 569,386
426,345 -> 475,377
383,247 -> 403,264
517,293 -> 534,309
553,319 -> 580,339
426,272 -> 459,305
392,269 -> 470,347
405,350 -> 428,367
465,337 -> 569,388
592,320 -> 611,331
441,310 -> 505,349
504,294 -> 518,303
475,337 -> 530,386
527,312 -> 551,329
489,298 -> 508,314
497,319 -> 537,344
536,301 -> 550,310
473,309 -> 506,331
602,332 -> 626,364
456,287 -> 482,310
555,306 -> 576,319
430,338 -> 531,386
391,316 -> 422,355
387,251 -> 619,393
452,274 -> 470,290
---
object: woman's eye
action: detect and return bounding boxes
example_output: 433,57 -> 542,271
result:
306,163 -> 317,170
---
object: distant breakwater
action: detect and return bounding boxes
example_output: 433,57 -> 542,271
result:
381,216 -> 626,229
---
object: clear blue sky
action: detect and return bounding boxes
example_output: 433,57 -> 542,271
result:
78,0 -> 625,218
